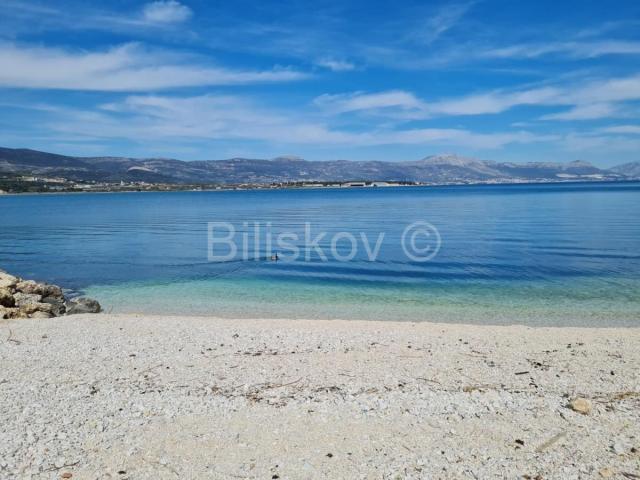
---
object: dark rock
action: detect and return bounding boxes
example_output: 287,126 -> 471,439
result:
0,306 -> 21,319
66,297 -> 102,315
0,287 -> 15,307
41,296 -> 66,316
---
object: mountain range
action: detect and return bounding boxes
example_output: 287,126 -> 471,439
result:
1,147 -> 638,185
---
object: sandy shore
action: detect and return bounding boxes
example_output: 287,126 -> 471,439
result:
1,314 -> 639,479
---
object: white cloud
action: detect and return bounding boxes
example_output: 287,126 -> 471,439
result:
572,74 -> 640,103
314,90 -> 427,117
561,132 -> 640,152
540,103 -> 618,121
430,87 -> 562,115
43,93 -> 552,150
315,74 -> 640,121
411,2 -> 476,45
142,1 -> 192,24
376,129 -> 553,149
480,41 -> 640,60
315,58 -> 356,72
0,43 -> 306,91
600,125 -> 640,135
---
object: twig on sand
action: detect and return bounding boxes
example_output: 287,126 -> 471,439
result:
416,377 -> 442,386
256,377 -> 303,390
621,473 -> 640,479
6,329 -> 22,345
535,431 -> 567,453
595,391 -> 640,403
43,461 -> 80,472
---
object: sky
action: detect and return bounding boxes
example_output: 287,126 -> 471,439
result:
1,0 -> 639,165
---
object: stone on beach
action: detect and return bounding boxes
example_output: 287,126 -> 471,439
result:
0,269 -> 100,319
569,397 -> 592,415
65,297 -> 102,315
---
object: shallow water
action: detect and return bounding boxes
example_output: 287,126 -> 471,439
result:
2,182 -> 639,326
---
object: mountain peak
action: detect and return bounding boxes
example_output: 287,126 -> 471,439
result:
272,155 -> 304,162
567,160 -> 594,168
419,154 -> 482,167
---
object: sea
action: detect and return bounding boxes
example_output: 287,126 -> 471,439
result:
2,182 -> 639,326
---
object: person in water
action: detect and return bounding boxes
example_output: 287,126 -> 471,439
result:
270,252 -> 279,261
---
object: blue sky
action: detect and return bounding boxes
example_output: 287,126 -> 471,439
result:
1,0 -> 639,165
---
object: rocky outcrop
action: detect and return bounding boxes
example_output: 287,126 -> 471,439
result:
66,297 -> 102,315
0,270 -> 101,319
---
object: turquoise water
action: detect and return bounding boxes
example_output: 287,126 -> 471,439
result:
1,182 -> 639,326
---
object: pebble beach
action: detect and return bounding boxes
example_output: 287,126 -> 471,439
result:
1,314 -> 639,479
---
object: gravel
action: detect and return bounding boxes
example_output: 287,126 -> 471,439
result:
1,314 -> 639,479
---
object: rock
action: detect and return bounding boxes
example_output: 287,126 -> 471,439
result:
612,443 -> 626,455
0,271 -> 18,289
16,280 -> 63,298
599,467 -> 616,477
0,306 -> 21,319
30,311 -> 53,319
41,296 -> 66,316
0,287 -> 15,307
65,297 -> 101,315
569,397 -> 592,415
18,304 -> 40,316
34,302 -> 54,313
13,292 -> 43,307
15,280 -> 38,294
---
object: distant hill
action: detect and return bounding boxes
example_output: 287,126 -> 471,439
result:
0,147 -> 634,185
610,161 -> 640,179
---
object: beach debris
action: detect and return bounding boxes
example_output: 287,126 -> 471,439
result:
569,397 -> 592,415
535,431 -> 567,453
612,443 -> 626,455
599,468 -> 616,478
463,384 -> 495,393
61,473 -> 73,479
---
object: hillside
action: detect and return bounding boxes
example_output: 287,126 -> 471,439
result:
0,147 -> 633,185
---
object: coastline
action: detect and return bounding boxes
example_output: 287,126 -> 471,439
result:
2,178 -> 639,196
2,314 -> 639,478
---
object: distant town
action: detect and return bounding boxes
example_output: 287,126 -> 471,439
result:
1,173 -> 634,195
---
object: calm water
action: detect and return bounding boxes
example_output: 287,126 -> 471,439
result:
1,182 -> 639,326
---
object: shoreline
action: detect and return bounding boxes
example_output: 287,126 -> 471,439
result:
2,178 -> 638,196
2,313 -> 639,478
60,310 -> 640,329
